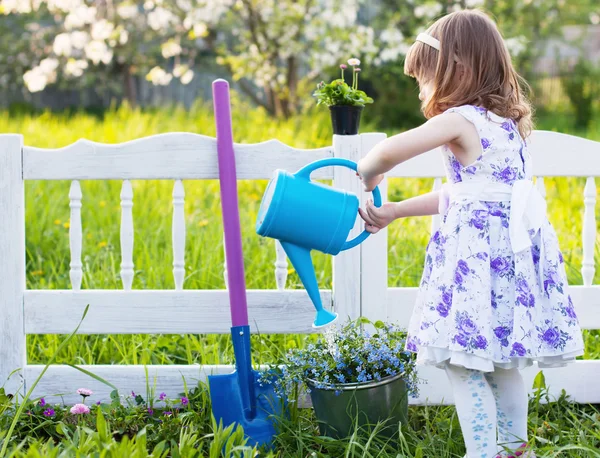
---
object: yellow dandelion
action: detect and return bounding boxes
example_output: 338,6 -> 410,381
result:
63,222 -> 70,229
98,241 -> 107,248
31,270 -> 44,276
54,219 -> 61,225
198,219 -> 209,227
250,193 -> 259,201
287,268 -> 295,275
99,201 -> 106,208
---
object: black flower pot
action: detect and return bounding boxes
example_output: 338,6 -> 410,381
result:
329,105 -> 364,135
307,373 -> 409,439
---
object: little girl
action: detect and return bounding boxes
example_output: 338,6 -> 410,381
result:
357,9 -> 584,458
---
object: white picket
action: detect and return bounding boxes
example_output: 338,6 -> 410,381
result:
0,135 -> 26,396
582,177 -> 596,286
120,180 -> 134,290
172,180 -> 186,290
274,241 -> 288,290
69,181 -> 83,290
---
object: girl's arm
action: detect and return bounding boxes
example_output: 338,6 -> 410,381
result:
394,191 -> 440,217
359,192 -> 440,234
358,112 -> 465,182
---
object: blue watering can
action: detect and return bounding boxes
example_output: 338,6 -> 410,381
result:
256,158 -> 382,328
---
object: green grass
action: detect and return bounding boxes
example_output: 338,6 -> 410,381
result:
1,102 -> 600,456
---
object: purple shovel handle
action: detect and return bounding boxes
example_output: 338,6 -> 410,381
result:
212,79 -> 248,328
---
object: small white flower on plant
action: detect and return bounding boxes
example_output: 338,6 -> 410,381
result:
23,67 -> 47,93
76,388 -> 93,397
53,33 -> 72,57
91,19 -> 115,41
193,23 -> 209,38
119,29 -> 129,45
146,66 -> 172,86
180,69 -> 194,85
117,3 -> 139,20
173,64 -> 188,78
85,40 -> 113,65
39,58 -> 59,74
65,59 -> 88,78
161,40 -> 182,58
347,58 -> 360,66
70,403 -> 90,414
148,7 -> 177,31
70,31 -> 90,50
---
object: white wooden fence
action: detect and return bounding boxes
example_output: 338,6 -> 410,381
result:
1,130 -> 599,406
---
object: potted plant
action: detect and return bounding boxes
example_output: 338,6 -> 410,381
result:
313,58 -> 374,135
261,318 -> 419,439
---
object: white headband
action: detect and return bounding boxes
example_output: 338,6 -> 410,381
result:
415,32 -> 460,62
416,33 -> 440,50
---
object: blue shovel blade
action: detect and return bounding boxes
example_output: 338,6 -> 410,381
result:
209,369 -> 282,448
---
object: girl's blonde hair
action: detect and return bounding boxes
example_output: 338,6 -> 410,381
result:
404,9 -> 533,138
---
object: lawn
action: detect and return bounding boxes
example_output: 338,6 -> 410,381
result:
1,102 -> 600,456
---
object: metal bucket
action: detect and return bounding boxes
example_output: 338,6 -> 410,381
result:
307,373 -> 409,439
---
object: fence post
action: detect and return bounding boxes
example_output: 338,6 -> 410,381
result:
332,135 -> 362,321
0,134 -> 26,396
359,133 -> 388,323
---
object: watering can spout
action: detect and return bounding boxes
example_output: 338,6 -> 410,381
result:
280,241 -> 338,328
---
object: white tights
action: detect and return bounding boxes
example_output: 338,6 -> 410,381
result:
444,363 -> 529,458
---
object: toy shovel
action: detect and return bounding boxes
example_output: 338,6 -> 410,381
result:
208,79 -> 280,448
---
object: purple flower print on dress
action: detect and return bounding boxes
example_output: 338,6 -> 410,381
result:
465,165 -> 477,175
491,290 -> 502,309
516,276 -> 529,294
455,334 -> 469,347
494,326 -> 511,348
491,256 -> 510,276
406,337 -> 418,352
474,251 -> 488,261
457,260 -> 469,275
494,326 -> 511,340
441,288 -> 453,306
454,271 -> 463,285
457,312 -> 478,335
489,207 -> 504,217
566,297 -> 577,319
532,245 -> 541,266
436,303 -> 450,317
541,326 -> 562,348
481,138 -> 491,150
488,204 -> 510,228
518,293 -> 535,308
498,166 -> 517,183
543,269 -> 564,295
474,335 -> 488,349
449,155 -> 463,183
510,342 -> 527,357
470,209 -> 487,230
558,251 -> 564,263
501,121 -> 512,132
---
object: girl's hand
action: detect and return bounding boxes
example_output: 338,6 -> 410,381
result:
358,199 -> 398,234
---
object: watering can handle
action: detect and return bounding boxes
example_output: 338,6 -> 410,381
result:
295,158 -> 382,251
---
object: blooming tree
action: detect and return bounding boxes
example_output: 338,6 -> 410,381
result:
0,0 -> 594,115
0,0 -> 220,103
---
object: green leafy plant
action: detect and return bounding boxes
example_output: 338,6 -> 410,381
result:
313,58 -> 374,107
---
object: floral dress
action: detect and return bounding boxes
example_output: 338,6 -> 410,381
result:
405,105 -> 585,372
